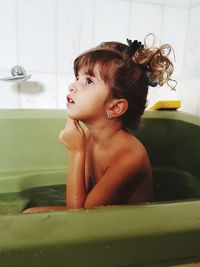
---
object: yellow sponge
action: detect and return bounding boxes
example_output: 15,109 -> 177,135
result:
150,100 -> 181,110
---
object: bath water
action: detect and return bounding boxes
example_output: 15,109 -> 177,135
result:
1,168 -> 200,215
0,184 -> 66,215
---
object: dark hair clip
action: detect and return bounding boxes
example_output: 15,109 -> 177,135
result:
148,81 -> 158,87
147,72 -> 158,87
126,39 -> 144,54
127,38 -> 158,87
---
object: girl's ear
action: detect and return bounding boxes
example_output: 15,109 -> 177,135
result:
107,99 -> 128,118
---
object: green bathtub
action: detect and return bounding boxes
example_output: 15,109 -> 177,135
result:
0,109 -> 200,267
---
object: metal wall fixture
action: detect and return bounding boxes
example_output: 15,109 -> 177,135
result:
0,66 -> 31,82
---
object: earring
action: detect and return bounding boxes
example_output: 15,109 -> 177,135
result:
107,112 -> 112,119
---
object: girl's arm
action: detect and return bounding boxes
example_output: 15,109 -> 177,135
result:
60,118 -> 87,209
83,151 -> 147,208
66,150 -> 86,209
23,205 -> 66,214
23,118 -> 87,213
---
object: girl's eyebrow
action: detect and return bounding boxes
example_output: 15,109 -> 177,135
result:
85,72 -> 98,81
77,69 -> 99,81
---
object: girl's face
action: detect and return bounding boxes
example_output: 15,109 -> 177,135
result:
66,65 -> 112,122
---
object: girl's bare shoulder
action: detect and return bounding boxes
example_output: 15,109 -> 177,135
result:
108,131 -> 150,172
112,130 -> 147,158
110,131 -> 151,177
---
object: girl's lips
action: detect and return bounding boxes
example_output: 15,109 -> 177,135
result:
66,95 -> 75,104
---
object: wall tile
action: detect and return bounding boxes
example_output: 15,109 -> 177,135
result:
19,73 -> 56,108
186,4 -> 200,48
0,0 -> 17,69
57,73 -> 74,109
57,0 -> 94,73
180,3 -> 200,115
162,6 -> 189,80
191,0 -> 200,6
178,79 -> 200,114
0,71 -> 19,108
139,0 -> 164,4
197,96 -> 200,116
183,44 -> 200,79
129,2 -> 162,41
164,0 -> 190,8
79,0 -> 95,51
181,5 -> 200,79
17,0 -> 56,72
94,0 -> 130,44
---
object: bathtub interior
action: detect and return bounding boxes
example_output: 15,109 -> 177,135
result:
134,115 -> 200,202
0,109 -> 200,214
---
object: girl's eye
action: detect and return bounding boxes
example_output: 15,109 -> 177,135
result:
86,77 -> 93,85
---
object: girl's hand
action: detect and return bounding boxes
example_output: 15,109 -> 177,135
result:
59,117 -> 86,152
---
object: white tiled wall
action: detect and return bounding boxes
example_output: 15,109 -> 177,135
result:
178,1 -> 200,115
94,0 -> 130,44
0,0 -> 196,112
18,0 -> 56,73
0,0 -> 17,69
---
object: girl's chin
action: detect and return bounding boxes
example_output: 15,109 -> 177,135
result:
66,110 -> 91,122
66,111 -> 81,120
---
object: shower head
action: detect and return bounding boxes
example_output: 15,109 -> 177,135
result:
0,65 -> 31,82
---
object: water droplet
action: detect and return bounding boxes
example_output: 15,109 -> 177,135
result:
42,214 -> 51,220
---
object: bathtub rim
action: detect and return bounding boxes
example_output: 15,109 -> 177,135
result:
0,109 -> 199,127
0,199 -> 200,267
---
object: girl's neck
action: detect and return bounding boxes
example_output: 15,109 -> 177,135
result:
84,119 -> 123,147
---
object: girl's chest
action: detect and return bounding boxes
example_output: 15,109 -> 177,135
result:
85,146 -> 109,184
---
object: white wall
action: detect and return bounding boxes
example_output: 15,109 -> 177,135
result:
0,0 -> 191,110
179,0 -> 200,115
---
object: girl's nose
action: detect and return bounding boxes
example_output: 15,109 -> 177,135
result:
68,82 -> 77,93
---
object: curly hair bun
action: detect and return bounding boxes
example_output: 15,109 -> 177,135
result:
132,33 -> 177,89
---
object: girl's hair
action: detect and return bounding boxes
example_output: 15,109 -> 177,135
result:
74,33 -> 176,131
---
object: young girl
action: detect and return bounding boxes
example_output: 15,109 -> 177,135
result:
24,33 -> 175,213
